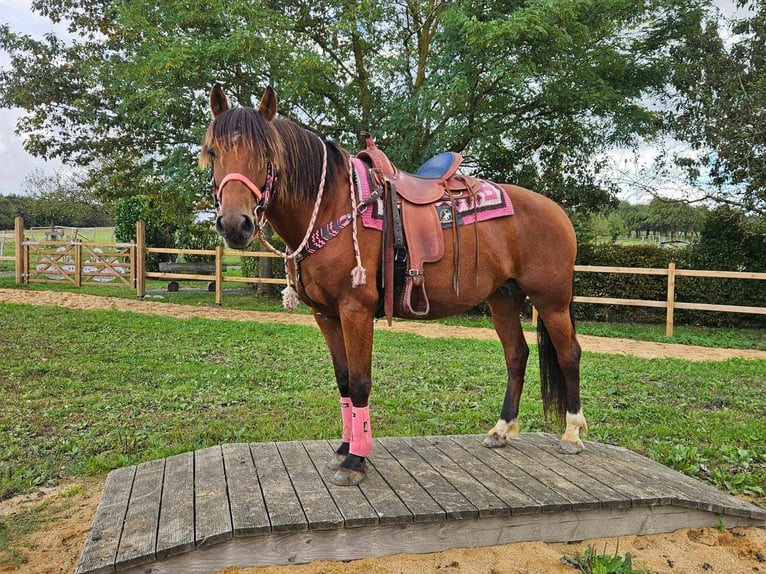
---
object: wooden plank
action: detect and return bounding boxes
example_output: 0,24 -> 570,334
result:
76,465 -> 136,574
221,443 -> 270,536
115,458 -> 165,570
510,434 -> 631,509
301,440 -> 380,528
194,446 -> 232,547
156,452 -> 194,560
276,441 -> 344,530
250,441 -> 307,532
407,436 -> 509,518
585,440 -> 766,519
451,435 -> 571,512
366,439 -> 445,523
501,438 -> 601,511
377,437 -> 477,520
327,439 -> 414,526
434,436 -> 540,514
524,433 -> 666,507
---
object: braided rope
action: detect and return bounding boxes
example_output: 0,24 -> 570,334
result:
258,136 -> 328,260
348,158 -> 366,287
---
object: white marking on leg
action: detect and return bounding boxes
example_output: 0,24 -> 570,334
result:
486,418 -> 520,445
560,410 -> 587,453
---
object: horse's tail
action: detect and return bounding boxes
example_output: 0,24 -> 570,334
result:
537,300 -> 575,423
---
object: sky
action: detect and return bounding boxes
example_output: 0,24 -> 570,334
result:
0,0 -> 70,196
0,0 -> 747,199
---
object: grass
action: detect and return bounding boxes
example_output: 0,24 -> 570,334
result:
0,298 -> 764,568
562,545 -> 645,573
0,301 -> 764,503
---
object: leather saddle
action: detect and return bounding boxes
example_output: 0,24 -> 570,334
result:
356,132 -> 482,322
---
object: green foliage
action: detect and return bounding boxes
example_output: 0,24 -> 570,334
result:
173,223 -> 221,263
240,235 -> 286,295
0,0 -> 712,216
677,207 -> 765,326
575,243 -> 676,322
562,545 -> 644,574
113,195 -> 174,270
668,2 -> 766,214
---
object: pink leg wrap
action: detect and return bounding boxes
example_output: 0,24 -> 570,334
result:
340,397 -> 352,443
349,406 -> 373,457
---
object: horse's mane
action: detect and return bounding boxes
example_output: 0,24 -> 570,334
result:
201,107 -> 347,206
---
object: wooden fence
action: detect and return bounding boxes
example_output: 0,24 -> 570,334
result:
11,217 -> 766,336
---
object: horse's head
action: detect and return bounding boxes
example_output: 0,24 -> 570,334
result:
201,84 -> 281,249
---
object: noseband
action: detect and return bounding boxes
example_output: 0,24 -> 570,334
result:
213,163 -> 276,215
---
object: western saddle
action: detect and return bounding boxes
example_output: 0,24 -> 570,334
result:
356,132 -> 483,322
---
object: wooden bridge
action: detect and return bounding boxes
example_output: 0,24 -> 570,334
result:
76,434 -> 766,574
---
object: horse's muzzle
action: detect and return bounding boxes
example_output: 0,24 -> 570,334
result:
215,213 -> 255,249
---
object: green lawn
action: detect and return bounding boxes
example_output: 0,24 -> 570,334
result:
1,301 -> 763,504
0,296 -> 764,568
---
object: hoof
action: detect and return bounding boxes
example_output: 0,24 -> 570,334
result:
483,435 -> 507,448
327,453 -> 346,471
331,467 -> 366,486
558,439 -> 584,454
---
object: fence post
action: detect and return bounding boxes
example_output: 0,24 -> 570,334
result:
215,244 -> 224,306
14,216 -> 24,284
74,242 -> 83,287
136,220 -> 146,298
666,262 -> 676,337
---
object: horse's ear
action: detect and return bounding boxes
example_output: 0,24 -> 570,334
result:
210,84 -> 229,118
259,86 -> 277,122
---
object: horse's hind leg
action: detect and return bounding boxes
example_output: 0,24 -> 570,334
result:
536,305 -> 588,454
483,287 -> 529,448
313,312 -> 352,470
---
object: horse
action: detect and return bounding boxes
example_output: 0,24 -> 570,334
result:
201,85 -> 587,487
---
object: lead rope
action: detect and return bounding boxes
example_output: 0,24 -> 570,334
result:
348,159 -> 367,288
258,137 -> 327,309
258,137 -> 366,309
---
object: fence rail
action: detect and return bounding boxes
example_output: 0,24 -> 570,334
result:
10,217 -> 766,336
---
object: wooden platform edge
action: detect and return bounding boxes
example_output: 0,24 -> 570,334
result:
115,505 -> 762,574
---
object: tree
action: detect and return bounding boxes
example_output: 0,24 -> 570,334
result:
668,0 -> 766,214
1,0 -> 709,220
22,170 -> 111,228
646,197 -> 704,241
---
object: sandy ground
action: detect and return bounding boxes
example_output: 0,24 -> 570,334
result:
2,288 -> 766,362
1,288 -> 765,573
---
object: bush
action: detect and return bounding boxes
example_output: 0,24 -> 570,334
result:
113,195 -> 175,271
174,223 -> 221,263
674,207 -> 765,327
575,243 -> 676,323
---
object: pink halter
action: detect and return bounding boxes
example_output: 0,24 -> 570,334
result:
214,163 -> 276,213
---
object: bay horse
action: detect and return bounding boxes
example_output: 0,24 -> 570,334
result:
202,85 -> 587,486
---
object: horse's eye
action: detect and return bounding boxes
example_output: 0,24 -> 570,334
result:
208,148 -> 217,160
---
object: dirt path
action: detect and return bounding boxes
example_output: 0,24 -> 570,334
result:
1,288 -> 765,573
2,288 -> 765,361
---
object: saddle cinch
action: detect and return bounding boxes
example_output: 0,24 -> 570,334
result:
356,132 -> 483,322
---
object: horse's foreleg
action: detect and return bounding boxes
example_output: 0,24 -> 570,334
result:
484,291 -> 529,448
331,306 -> 375,486
313,312 -> 352,470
